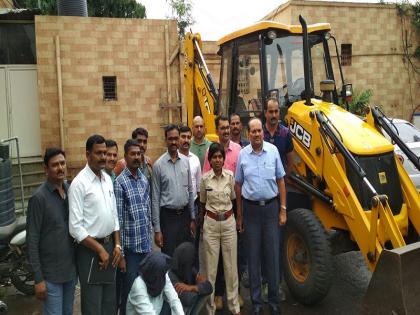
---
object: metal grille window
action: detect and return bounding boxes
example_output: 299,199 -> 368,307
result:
102,76 -> 117,101
341,44 -> 352,66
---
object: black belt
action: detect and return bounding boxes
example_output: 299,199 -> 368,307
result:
162,206 -> 187,215
243,196 -> 278,206
95,235 -> 113,244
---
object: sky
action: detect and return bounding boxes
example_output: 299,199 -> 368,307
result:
140,0 -> 390,41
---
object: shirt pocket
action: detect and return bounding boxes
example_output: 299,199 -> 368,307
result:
262,164 -> 276,180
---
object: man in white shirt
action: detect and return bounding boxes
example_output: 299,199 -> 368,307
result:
69,134 -> 122,315
178,125 -> 202,270
178,125 -> 201,208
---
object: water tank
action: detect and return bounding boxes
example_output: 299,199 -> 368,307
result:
57,0 -> 88,17
0,143 -> 16,227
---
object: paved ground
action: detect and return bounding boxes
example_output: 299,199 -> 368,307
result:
2,251 -> 371,315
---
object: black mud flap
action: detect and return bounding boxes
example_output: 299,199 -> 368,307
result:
362,242 -> 420,315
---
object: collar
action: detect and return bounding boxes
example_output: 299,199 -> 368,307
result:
165,151 -> 180,163
85,164 -> 104,182
192,137 -> 209,146
208,168 -> 228,179
122,166 -> 142,179
45,180 -> 67,193
264,122 -> 280,136
246,141 -> 268,155
179,150 -> 193,158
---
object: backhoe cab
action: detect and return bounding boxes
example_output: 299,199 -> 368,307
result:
184,16 -> 420,314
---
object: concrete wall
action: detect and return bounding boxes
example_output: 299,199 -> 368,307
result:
264,0 -> 420,121
35,16 -> 180,175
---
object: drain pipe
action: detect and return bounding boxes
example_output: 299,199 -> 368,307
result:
0,137 -> 25,216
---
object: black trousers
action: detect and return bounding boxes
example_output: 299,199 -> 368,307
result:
160,206 -> 192,256
76,242 -> 116,315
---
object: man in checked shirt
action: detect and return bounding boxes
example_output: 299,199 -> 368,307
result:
114,139 -> 153,315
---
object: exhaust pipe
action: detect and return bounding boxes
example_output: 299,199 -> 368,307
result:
299,15 -> 312,106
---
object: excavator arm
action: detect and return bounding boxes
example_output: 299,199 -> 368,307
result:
184,32 -> 219,141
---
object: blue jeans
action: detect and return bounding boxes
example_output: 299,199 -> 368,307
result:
120,250 -> 148,315
243,199 -> 280,310
44,278 -> 77,315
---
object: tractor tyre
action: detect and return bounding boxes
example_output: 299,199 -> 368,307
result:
283,208 -> 332,305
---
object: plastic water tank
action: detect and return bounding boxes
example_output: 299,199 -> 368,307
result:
0,143 -> 16,227
57,0 -> 88,17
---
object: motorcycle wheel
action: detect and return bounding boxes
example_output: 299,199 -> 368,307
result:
11,266 -> 34,295
10,251 -> 35,296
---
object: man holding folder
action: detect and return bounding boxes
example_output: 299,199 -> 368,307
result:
69,134 -> 122,315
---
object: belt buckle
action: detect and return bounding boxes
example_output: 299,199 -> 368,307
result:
104,235 -> 111,244
176,208 -> 183,215
258,200 -> 266,206
217,212 -> 225,221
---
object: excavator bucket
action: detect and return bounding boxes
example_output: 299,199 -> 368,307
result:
362,242 -> 420,315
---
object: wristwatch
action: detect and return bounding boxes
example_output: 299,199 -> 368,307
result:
115,244 -> 122,250
281,205 -> 287,211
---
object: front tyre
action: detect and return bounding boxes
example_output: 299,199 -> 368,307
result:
283,208 -> 332,305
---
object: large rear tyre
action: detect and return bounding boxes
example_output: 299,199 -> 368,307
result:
283,208 -> 332,305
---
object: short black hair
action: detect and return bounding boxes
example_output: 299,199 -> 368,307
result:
229,113 -> 241,123
131,127 -> 148,139
265,97 -> 279,109
43,147 -> 65,166
165,124 -> 179,138
208,142 -> 225,162
105,139 -> 118,150
124,139 -> 140,154
86,134 -> 106,152
215,115 -> 229,129
179,125 -> 192,134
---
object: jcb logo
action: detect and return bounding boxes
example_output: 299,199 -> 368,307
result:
290,119 -> 312,149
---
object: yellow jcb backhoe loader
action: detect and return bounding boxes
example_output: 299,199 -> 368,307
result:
183,15 -> 420,314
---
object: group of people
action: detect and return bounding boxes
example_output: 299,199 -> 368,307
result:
26,97 -> 294,315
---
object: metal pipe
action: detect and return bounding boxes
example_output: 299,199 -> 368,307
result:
299,15 -> 312,106
290,173 -> 333,205
0,137 -> 25,216
193,37 -> 218,99
55,35 -> 65,150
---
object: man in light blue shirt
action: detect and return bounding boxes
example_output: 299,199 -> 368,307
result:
235,118 -> 287,315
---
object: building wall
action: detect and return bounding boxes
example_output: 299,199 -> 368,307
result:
35,16 -> 180,175
264,0 -> 420,121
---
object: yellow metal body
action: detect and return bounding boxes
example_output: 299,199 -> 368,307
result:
183,32 -> 218,141
217,21 -> 331,45
288,99 -> 420,271
183,21 -> 420,274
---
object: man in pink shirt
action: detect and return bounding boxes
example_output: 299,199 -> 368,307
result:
203,116 -> 241,175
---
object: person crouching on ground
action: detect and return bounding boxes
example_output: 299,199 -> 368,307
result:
126,252 -> 184,315
199,142 -> 241,315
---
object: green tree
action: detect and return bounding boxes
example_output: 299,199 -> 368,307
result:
167,0 -> 194,38
18,0 -> 146,18
348,89 -> 373,116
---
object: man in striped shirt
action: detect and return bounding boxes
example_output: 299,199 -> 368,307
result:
114,139 -> 153,315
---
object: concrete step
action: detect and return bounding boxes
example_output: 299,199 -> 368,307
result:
12,170 -> 44,186
13,181 -> 43,199
11,157 -> 43,174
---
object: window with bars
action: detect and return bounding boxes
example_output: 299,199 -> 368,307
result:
341,44 -> 352,66
102,76 -> 117,101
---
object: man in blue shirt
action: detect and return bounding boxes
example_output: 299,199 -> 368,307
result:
263,97 -> 293,175
115,139 -> 153,315
235,118 -> 287,315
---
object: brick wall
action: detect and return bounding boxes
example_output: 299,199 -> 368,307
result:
265,0 -> 420,121
35,16 -> 180,175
